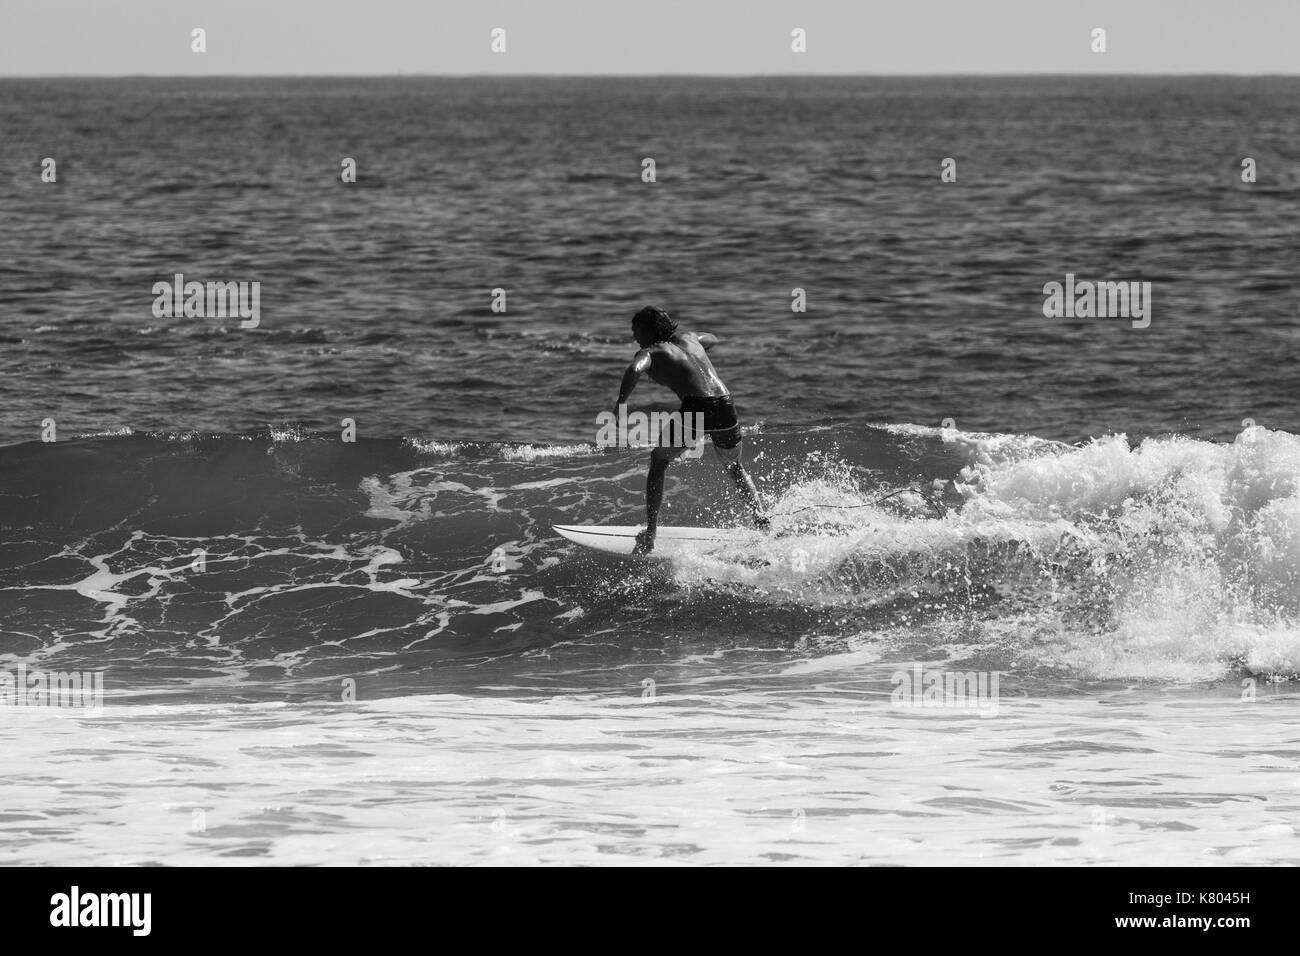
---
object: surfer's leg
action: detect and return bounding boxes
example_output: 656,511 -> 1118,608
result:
712,441 -> 769,530
639,445 -> 686,552
691,395 -> 768,532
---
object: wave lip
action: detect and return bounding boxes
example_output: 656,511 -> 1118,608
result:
950,427 -> 1300,679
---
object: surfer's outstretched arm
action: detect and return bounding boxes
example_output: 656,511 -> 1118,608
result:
614,349 -> 652,411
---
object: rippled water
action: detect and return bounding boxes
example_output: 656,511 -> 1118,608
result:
1,76 -> 1298,448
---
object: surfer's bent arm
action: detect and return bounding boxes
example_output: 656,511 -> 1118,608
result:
697,332 -> 718,350
615,350 -> 653,410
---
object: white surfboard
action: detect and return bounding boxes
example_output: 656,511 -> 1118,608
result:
553,524 -> 755,557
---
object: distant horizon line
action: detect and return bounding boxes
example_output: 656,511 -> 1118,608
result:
3,71 -> 1298,80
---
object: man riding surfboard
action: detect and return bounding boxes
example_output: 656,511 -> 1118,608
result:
613,306 -> 770,553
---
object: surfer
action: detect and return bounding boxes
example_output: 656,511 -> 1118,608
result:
613,306 -> 770,553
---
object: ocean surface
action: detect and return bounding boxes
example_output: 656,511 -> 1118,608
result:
1,76 -> 1298,866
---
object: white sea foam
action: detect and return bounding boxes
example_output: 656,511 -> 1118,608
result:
667,427 -> 1300,681
405,438 -> 467,456
404,439 -> 594,462
1,689 -> 1294,866
499,443 -> 594,462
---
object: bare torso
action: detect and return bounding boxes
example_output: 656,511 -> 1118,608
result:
641,332 -> 728,400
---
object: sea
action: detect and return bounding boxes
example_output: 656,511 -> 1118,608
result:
1,76 -> 1298,865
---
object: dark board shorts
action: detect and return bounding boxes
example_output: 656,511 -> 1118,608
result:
679,394 -> 741,450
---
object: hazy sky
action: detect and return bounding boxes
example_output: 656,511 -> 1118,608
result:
2,0 -> 1296,75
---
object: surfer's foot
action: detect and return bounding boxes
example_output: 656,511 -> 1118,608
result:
634,529 -> 655,554
753,514 -> 771,533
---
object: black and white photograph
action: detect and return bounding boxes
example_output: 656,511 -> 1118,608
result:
0,0 -> 1296,903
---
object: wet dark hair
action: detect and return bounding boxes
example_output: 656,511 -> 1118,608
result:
632,306 -> 678,343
